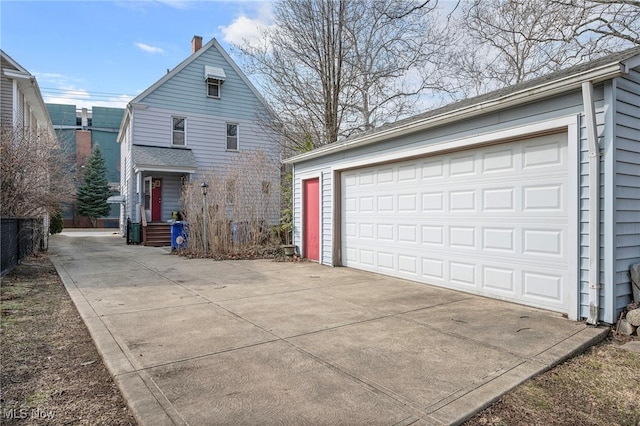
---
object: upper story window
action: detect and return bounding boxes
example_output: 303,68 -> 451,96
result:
226,123 -> 238,151
172,117 -> 185,146
207,80 -> 221,98
205,65 -> 226,99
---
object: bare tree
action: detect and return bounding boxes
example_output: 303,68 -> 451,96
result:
445,0 -> 586,97
342,0 -> 448,135
237,0 -> 444,151
1,123 -> 75,218
181,150 -> 280,255
553,0 -> 640,48
446,0 -> 639,99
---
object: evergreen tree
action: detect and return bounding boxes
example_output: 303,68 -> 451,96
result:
76,145 -> 111,228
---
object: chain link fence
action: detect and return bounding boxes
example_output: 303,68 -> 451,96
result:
1,217 -> 44,275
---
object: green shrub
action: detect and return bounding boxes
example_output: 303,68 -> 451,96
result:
49,210 -> 64,234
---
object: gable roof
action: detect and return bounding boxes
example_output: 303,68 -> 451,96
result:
286,46 -> 640,164
118,37 -> 273,143
130,38 -> 270,111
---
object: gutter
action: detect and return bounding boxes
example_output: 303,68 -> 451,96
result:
582,81 -> 600,326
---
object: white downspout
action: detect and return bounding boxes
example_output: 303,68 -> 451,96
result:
582,81 -> 600,325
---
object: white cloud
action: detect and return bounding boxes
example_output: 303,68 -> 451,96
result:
219,3 -> 274,48
43,86 -> 133,110
135,42 -> 165,54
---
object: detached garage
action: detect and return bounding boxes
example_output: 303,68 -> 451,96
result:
286,47 -> 640,324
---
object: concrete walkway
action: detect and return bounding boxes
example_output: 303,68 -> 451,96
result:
49,230 -> 608,425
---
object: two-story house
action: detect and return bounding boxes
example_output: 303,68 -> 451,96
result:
118,36 -> 280,246
1,49 -> 57,256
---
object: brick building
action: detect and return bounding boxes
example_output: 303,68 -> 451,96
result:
47,104 -> 124,228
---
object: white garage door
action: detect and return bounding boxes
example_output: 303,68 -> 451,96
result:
341,133 -> 570,313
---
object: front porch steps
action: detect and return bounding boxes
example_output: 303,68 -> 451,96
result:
144,222 -> 171,247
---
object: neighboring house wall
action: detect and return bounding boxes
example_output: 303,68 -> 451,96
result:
119,116 -> 133,233
0,74 -> 12,123
1,50 -> 55,250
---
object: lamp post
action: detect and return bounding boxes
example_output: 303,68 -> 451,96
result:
201,182 -> 208,254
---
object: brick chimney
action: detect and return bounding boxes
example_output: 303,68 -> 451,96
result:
192,35 -> 203,53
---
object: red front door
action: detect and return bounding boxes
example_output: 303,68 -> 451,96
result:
303,178 -> 320,261
151,178 -> 162,221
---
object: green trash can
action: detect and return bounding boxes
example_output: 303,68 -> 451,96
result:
131,223 -> 141,244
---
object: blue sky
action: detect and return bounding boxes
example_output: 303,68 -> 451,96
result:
1,0 -> 273,109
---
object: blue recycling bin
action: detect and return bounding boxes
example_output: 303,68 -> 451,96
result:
171,221 -> 189,250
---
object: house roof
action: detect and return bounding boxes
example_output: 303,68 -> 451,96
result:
132,145 -> 198,173
285,45 -> 640,164
1,49 -> 54,131
118,37 -> 273,143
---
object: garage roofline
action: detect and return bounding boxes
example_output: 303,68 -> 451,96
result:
285,47 -> 640,165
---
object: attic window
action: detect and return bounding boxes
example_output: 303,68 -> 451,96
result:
205,65 -> 225,99
208,80 -> 221,98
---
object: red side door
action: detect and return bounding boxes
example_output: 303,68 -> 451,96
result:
303,178 -> 320,261
151,178 -> 162,221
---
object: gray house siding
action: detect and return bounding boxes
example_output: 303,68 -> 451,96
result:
131,107 -> 274,171
141,47 -> 264,122
1,75 -> 13,123
614,70 -> 640,317
120,121 -> 134,227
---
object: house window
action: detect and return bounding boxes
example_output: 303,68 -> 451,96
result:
207,80 -> 221,98
226,123 -> 238,151
172,117 -> 185,146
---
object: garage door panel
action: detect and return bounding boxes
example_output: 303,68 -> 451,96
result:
523,228 -> 564,257
522,139 -> 564,169
482,266 -> 515,293
450,154 -> 476,176
522,270 -> 564,303
342,134 -> 570,313
482,147 -> 516,173
482,227 -> 515,252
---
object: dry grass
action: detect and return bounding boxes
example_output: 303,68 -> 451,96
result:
0,255 -> 136,425
465,334 -> 640,426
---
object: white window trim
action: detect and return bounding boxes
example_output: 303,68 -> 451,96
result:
207,79 -> 221,99
172,116 -> 186,146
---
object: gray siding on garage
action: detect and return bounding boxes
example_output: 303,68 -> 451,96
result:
292,163 -> 328,261
577,83 -> 607,322
321,170 -> 333,264
614,70 -> 640,314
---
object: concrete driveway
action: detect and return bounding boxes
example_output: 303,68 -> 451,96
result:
49,230 -> 607,425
